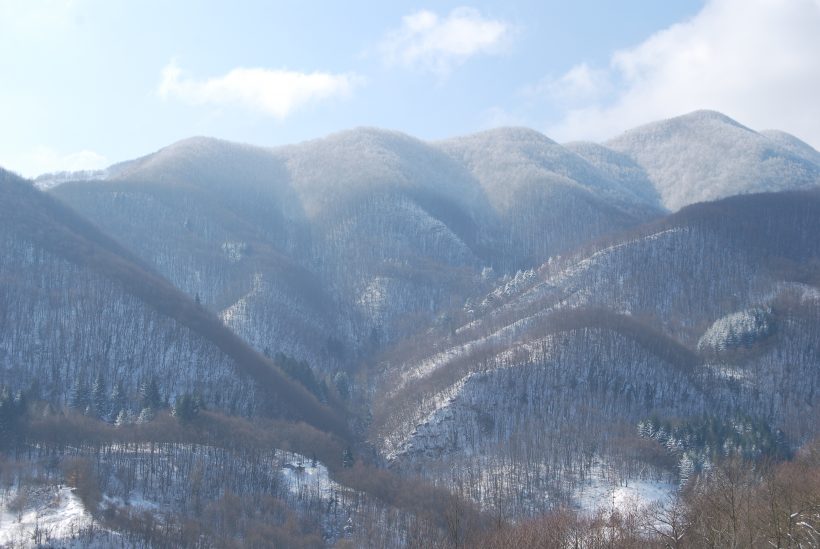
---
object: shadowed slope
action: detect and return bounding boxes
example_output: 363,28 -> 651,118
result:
0,168 -> 347,437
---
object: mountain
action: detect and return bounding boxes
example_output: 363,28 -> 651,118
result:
7,110 -> 820,545
1,170 -> 476,548
33,168 -> 109,191
52,140 -> 345,372
51,126 -> 675,372
761,129 -> 820,166
0,168 -> 344,434
602,110 -> 820,210
562,140 -> 662,209
434,127 -> 662,267
47,112 -> 820,378
438,127 -> 659,213
370,189 -> 820,514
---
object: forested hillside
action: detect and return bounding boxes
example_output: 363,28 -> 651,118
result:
0,168 -> 342,433
2,111 -> 819,547
371,189 -> 820,520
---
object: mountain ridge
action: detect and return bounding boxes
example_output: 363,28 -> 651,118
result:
0,168 -> 348,437
34,110 -> 820,216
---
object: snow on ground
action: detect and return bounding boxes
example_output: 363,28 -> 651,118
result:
385,373 -> 473,461
396,228 -> 684,393
220,272 -> 263,325
0,485 -> 114,548
545,228 -> 683,292
574,468 -> 674,514
101,492 -> 160,513
395,310 -> 548,391
33,169 -> 109,191
280,452 -> 339,504
386,335 -> 556,461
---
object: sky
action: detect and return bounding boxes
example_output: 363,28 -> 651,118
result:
2,0 -> 819,177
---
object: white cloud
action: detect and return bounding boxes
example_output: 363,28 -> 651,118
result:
158,61 -> 360,119
545,0 -> 820,147
380,7 -> 511,74
525,63 -> 612,105
1,147 -> 108,178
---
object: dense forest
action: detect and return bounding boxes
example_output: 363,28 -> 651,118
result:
1,110 -> 819,547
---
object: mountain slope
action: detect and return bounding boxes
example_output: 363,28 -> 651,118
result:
0,168 -> 345,435
370,188 -> 820,514
53,126 -> 668,369
44,112 -> 820,383
6,111 -> 820,539
605,111 -> 820,210
563,140 -> 663,210
434,127 -> 663,267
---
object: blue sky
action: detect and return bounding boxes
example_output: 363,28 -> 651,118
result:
2,0 -> 819,177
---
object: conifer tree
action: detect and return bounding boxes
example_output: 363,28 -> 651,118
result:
109,381 -> 126,422
91,374 -> 108,418
139,378 -> 162,410
70,380 -> 90,411
342,447 -> 354,468
172,393 -> 200,423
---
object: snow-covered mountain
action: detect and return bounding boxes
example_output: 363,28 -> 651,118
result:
603,110 -> 820,210
4,110 -> 820,546
52,125 -> 669,370
33,168 -> 109,191
48,111 -> 820,384
0,168 -> 342,434
371,189 -> 820,513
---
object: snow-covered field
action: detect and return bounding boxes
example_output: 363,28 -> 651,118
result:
280,452 -> 339,504
0,485 -> 115,548
574,472 -> 674,514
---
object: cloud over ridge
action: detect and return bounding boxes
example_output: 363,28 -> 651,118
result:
544,0 -> 820,147
379,7 -> 510,74
158,61 -> 360,119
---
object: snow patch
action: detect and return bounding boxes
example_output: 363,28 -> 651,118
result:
0,485 -> 110,548
280,452 -> 340,505
220,272 -> 263,325
574,468 -> 674,514
697,307 -> 773,352
220,240 -> 248,263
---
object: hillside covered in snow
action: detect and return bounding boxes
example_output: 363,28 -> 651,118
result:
1,111 -> 819,547
48,111 -> 820,377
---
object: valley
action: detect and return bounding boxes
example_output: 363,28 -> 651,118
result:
1,111 -> 819,547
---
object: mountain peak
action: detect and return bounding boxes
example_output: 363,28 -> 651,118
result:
674,109 -> 749,128
607,110 -> 754,146
605,111 -> 820,210
441,126 -> 556,146
291,126 -> 420,152
156,135 -> 261,158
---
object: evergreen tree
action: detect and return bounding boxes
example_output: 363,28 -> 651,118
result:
679,453 -> 695,486
91,374 -> 108,418
109,381 -> 126,422
139,378 -> 162,410
172,393 -> 200,423
114,409 -> 129,427
342,447 -> 354,468
27,380 -> 41,401
13,390 -> 26,415
70,380 -> 90,411
0,388 -> 21,447
275,353 -> 324,399
334,372 -> 350,401
318,379 -> 329,403
137,407 -> 155,424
